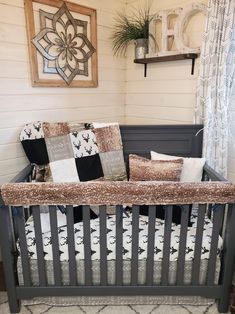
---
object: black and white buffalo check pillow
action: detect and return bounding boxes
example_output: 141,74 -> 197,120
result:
20,121 -> 127,182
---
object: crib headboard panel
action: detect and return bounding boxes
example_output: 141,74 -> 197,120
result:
120,124 -> 203,161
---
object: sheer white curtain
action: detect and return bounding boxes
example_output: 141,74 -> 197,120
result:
195,0 -> 235,177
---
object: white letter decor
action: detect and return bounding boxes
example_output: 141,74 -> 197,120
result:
148,2 -> 207,57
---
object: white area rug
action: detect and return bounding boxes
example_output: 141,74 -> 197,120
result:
0,292 -> 228,314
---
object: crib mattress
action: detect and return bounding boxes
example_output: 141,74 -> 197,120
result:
17,257 -> 220,305
19,209 -> 222,262
18,256 -> 220,286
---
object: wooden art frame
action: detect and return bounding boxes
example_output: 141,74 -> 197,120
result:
24,0 -> 98,87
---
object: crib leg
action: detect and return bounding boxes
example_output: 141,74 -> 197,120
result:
0,204 -> 20,313
218,295 -> 231,313
217,275 -> 234,313
217,204 -> 235,313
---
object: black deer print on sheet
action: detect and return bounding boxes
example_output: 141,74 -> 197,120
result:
18,209 -> 220,263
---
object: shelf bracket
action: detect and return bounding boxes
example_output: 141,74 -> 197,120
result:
144,63 -> 147,77
191,57 -> 195,75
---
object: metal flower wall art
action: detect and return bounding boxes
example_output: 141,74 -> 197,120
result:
25,0 -> 98,87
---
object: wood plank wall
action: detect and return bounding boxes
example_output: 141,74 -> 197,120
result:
0,0 -> 126,184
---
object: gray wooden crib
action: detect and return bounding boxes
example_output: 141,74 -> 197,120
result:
1,125 -> 235,313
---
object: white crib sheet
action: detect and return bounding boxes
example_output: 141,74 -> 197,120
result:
19,209 -> 222,262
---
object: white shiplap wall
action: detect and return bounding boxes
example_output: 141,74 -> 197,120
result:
0,0 -> 126,184
125,0 -> 207,125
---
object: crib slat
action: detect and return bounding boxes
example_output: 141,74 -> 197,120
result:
116,205 -> 123,286
83,205 -> 92,286
176,205 -> 190,285
66,205 -> 77,286
207,204 -> 224,285
15,206 -> 31,286
49,206 -> 62,286
161,205 -> 173,286
99,206 -> 107,286
207,203 -> 212,220
192,204 -> 206,285
146,206 -> 156,286
32,205 -> 47,286
131,205 -> 139,286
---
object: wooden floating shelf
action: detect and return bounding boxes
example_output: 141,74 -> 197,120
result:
134,53 -> 198,64
134,53 -> 199,77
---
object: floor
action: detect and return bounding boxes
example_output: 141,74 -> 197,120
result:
0,293 -> 228,314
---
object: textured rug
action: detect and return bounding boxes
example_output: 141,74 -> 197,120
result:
0,293 -> 228,314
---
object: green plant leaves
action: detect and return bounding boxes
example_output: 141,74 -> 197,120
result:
111,4 -> 154,56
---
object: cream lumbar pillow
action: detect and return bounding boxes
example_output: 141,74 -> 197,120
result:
151,151 -> 206,182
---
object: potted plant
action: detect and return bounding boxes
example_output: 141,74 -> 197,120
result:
111,4 -> 154,59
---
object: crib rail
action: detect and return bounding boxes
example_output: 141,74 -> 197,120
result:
1,182 -> 235,313
2,181 -> 235,206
